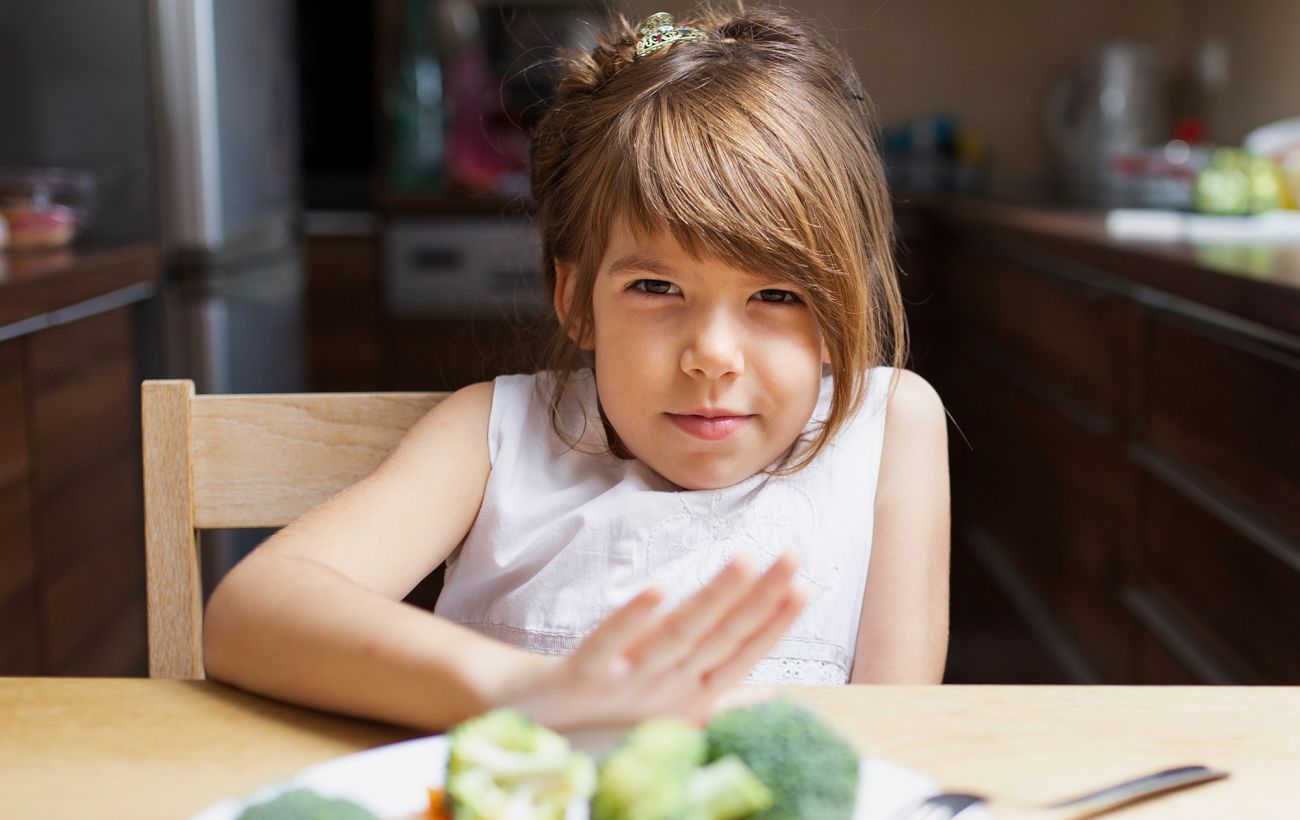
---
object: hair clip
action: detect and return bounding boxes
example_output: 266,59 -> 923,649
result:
634,12 -> 706,60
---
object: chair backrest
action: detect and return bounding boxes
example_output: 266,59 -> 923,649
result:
141,380 -> 447,679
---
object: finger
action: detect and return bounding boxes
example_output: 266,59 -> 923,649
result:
710,684 -> 779,717
679,551 -> 801,676
701,585 -> 808,693
625,552 -> 760,675
571,584 -> 665,675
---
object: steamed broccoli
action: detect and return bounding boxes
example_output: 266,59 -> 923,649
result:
705,700 -> 860,820
446,709 -> 596,820
591,718 -> 774,820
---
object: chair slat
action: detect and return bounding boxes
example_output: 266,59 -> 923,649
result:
189,392 -> 443,528
143,383 -> 447,679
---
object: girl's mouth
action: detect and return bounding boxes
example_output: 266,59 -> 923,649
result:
666,413 -> 753,441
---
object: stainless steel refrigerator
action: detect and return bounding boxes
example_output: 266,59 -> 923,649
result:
150,0 -> 304,395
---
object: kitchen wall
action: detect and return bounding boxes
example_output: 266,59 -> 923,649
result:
0,0 -> 156,244
1188,0 -> 1300,144
619,0 -> 1296,189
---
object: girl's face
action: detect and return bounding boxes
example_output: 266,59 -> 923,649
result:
556,221 -> 828,490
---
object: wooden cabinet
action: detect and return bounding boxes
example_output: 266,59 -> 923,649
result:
937,246 -> 1140,682
1131,312 -> 1300,684
304,230 -> 540,392
27,309 -> 145,674
932,211 -> 1300,685
0,245 -> 155,676
0,339 -> 40,674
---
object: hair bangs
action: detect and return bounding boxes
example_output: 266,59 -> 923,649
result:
608,89 -> 846,296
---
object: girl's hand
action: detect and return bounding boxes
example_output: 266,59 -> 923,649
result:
497,550 -> 808,731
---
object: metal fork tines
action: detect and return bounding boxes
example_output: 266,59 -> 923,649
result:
891,764 -> 1230,820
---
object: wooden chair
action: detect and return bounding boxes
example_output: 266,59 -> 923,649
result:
141,380 -> 447,679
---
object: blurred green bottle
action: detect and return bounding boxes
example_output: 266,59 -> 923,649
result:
390,0 -> 446,194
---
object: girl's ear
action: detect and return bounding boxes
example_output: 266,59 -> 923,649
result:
553,259 -> 594,350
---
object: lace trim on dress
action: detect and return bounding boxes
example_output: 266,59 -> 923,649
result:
744,656 -> 848,685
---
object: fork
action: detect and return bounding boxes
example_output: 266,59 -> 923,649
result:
890,764 -> 1229,820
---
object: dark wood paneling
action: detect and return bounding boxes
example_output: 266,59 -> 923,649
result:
388,317 -> 545,391
945,249 -> 1137,425
1135,625 -> 1205,685
0,583 -> 40,674
33,446 -> 141,573
0,482 -> 35,606
305,235 -> 385,390
0,339 -> 28,489
51,594 -> 146,677
26,308 -> 135,496
1143,474 -> 1300,683
944,351 -> 1137,682
944,533 -> 1069,684
40,530 -> 144,672
0,337 -> 38,675
1145,314 -> 1300,546
23,306 -> 144,675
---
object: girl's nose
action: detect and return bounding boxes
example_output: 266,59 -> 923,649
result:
680,310 -> 745,380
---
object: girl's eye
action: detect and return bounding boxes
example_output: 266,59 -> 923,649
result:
754,288 -> 802,304
631,279 -> 680,296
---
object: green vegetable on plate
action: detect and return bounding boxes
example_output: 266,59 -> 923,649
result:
591,717 -> 773,820
236,787 -> 378,820
705,700 -> 861,820
446,709 -> 597,820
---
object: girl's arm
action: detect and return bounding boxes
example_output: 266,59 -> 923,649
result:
204,381 -> 808,731
203,381 -> 528,731
849,369 -> 951,684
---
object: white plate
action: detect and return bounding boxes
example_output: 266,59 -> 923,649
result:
192,729 -> 987,820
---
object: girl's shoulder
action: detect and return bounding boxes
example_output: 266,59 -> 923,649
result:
879,368 -> 944,421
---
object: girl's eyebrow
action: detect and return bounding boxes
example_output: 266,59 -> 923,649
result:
606,253 -> 789,287
606,254 -> 685,278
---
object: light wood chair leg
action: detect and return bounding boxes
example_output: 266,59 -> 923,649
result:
143,380 -> 204,679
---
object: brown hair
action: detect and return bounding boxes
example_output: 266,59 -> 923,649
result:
530,3 -> 907,471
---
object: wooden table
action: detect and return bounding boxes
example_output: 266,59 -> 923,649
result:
4,679 -> 1297,818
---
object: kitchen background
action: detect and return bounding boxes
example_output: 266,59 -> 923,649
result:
1,0 -> 1297,685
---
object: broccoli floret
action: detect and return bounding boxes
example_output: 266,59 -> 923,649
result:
591,718 -> 774,820
446,709 -> 596,820
705,700 -> 860,820
237,788 -> 378,820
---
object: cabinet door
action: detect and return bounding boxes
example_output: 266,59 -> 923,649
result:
27,308 -> 146,675
940,248 -> 1140,682
0,338 -> 39,673
1134,312 -> 1300,684
306,234 -> 384,390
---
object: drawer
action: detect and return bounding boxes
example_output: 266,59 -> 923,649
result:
945,353 -> 1137,680
1144,471 -> 1300,683
49,594 -> 146,677
0,338 -> 27,488
1145,314 -> 1300,545
0,584 -> 40,674
35,453 -> 144,670
945,250 -> 1137,423
0,481 -> 35,602
1135,623 -> 1205,685
27,308 -> 136,495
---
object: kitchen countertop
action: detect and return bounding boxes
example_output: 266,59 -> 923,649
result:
0,242 -> 160,339
912,198 -> 1300,340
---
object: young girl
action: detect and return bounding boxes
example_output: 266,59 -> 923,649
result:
203,5 -> 950,734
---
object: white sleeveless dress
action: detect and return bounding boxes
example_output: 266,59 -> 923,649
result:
433,367 -> 895,684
